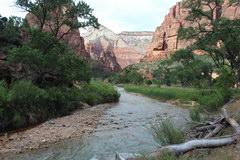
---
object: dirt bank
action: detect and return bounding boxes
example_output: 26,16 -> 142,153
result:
0,103 -> 115,157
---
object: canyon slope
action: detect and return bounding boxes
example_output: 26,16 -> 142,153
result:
25,13 -> 122,72
143,1 -> 240,62
83,25 -> 153,68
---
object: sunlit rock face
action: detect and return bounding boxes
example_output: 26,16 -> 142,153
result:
143,0 -> 240,62
83,25 -> 153,69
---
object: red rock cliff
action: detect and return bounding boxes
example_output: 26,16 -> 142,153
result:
143,0 -> 240,62
25,12 -> 90,59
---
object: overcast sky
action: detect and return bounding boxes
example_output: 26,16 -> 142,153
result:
0,0 -> 180,33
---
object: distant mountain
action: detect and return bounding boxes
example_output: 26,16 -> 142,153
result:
82,25 -> 153,68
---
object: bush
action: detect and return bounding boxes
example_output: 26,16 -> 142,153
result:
197,89 -> 231,112
151,120 -> 185,146
46,86 -> 83,116
79,81 -> 120,106
146,80 -> 152,85
0,80 -> 84,132
0,81 -> 46,130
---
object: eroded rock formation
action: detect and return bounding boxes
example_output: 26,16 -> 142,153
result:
87,43 -> 121,72
83,25 -> 153,68
143,0 -> 240,62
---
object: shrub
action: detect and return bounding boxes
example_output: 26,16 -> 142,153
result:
79,81 -> 120,106
0,80 -> 84,132
146,80 -> 152,85
197,89 -> 229,112
151,120 -> 185,146
0,80 -> 47,130
46,86 -> 83,116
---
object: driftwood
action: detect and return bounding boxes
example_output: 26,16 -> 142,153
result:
150,137 -> 236,157
116,109 -> 240,160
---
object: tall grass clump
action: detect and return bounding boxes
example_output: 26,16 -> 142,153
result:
189,108 -> 202,122
151,120 -> 185,146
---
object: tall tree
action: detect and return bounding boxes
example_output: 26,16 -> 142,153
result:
0,15 -> 23,54
16,0 -> 100,48
178,0 -> 240,83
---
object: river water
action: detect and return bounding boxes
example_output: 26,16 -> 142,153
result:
6,87 -> 189,160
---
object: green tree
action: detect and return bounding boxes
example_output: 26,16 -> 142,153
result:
178,0 -> 240,84
8,29 -> 91,87
153,59 -> 176,86
16,0 -> 100,50
0,15 -> 23,54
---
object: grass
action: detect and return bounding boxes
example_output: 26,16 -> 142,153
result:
124,84 -> 198,102
151,120 -> 185,146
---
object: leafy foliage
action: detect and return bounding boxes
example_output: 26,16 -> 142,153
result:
78,81 -> 120,106
0,15 -> 23,54
0,80 -> 120,132
16,0 -> 100,30
110,72 -> 144,84
8,29 -> 91,87
179,0 -> 240,84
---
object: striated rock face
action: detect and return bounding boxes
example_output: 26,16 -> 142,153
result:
25,13 -> 90,59
143,1 -> 240,62
118,31 -> 153,53
83,25 -> 153,68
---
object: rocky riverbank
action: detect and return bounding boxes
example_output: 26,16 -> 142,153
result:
0,103 -> 115,157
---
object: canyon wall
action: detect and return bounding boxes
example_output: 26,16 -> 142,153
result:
83,25 -> 153,68
26,13 -> 122,72
143,0 -> 240,62
25,13 -> 90,59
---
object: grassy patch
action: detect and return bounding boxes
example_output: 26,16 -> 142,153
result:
124,85 -> 233,112
124,84 -> 198,102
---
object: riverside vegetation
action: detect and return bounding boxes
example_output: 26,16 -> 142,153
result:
0,0 -> 120,133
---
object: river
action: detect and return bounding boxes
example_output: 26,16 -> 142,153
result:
5,87 -> 189,160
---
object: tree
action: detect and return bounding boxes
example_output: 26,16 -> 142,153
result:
0,15 -> 23,54
16,0 -> 100,49
7,29 -> 92,88
153,59 -> 176,86
178,0 -> 240,84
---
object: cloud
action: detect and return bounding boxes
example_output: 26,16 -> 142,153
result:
0,0 -> 27,18
0,0 -> 180,33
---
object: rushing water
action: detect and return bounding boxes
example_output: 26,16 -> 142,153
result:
5,87 -> 189,160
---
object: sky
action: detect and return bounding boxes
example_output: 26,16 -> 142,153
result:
0,0 -> 180,33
